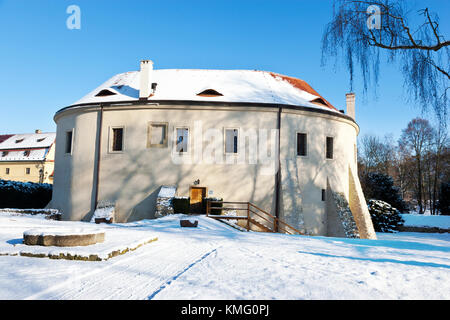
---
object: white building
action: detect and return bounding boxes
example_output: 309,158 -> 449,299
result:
49,60 -> 376,239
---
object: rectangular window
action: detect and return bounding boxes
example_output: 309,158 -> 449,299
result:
176,128 -> 189,153
322,189 -> 326,201
225,129 -> 239,154
148,123 -> 168,148
65,130 -> 73,154
5,168 -> 9,175
297,133 -> 307,156
111,127 -> 124,152
326,136 -> 334,159
26,168 -> 30,175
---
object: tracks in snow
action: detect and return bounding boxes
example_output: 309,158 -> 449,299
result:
147,247 -> 218,300
26,235 -> 222,300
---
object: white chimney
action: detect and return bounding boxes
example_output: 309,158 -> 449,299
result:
346,93 -> 355,120
139,60 -> 153,99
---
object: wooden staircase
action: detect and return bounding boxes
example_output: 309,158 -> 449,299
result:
206,200 -> 304,235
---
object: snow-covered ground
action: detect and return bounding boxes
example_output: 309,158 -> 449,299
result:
401,213 -> 450,230
0,212 -> 449,300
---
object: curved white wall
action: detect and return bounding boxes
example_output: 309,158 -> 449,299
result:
51,103 -> 358,236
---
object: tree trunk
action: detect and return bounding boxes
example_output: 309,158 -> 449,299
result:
417,156 -> 423,214
433,150 -> 441,215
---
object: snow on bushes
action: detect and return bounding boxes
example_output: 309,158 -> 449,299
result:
0,179 -> 52,209
368,199 -> 404,233
90,200 -> 115,223
361,172 -> 409,213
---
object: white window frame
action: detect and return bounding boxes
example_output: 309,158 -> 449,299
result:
64,129 -> 74,155
325,135 -> 335,160
174,126 -> 190,154
296,132 -> 308,157
224,127 -> 240,155
108,126 -> 125,154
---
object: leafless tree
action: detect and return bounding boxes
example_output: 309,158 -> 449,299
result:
430,122 -> 448,214
400,118 -> 435,213
359,133 -> 395,175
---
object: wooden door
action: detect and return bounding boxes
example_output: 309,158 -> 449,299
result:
190,187 -> 206,214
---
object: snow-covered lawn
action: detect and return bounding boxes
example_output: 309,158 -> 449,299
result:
0,213 -> 158,261
401,213 -> 450,230
0,212 -> 449,300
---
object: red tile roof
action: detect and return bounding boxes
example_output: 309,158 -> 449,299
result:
0,135 -> 13,144
268,72 -> 338,111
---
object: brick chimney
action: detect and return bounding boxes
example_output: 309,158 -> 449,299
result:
139,60 -> 153,100
35,129 -> 42,134
346,93 -> 355,120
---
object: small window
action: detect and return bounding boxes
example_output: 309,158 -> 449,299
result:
26,168 -> 30,175
311,97 -> 327,106
65,130 -> 73,154
111,127 -> 124,152
95,89 -> 116,97
2,151 -> 8,157
15,138 -> 24,144
297,133 -> 307,156
5,168 -> 9,175
225,129 -> 239,154
148,123 -> 168,148
197,89 -> 223,97
36,137 -> 45,142
326,136 -> 334,159
176,128 -> 189,153
23,150 -> 30,157
321,189 -> 326,201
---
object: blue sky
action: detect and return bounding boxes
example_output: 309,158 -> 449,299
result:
0,0 -> 448,140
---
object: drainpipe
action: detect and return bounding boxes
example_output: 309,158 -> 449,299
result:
93,104 -> 104,211
274,106 -> 281,232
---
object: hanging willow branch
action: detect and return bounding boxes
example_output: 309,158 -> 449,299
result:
321,0 -> 449,124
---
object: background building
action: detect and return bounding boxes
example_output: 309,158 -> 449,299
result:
0,131 -> 56,184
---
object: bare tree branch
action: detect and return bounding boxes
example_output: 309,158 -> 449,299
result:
321,0 -> 449,123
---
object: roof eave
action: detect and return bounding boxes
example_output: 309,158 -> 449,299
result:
54,99 -> 358,130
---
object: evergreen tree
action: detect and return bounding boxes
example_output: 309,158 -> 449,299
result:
361,172 -> 409,213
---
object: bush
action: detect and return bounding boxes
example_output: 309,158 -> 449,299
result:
0,179 -> 52,209
368,199 -> 404,232
361,172 -> 409,213
172,197 -> 190,214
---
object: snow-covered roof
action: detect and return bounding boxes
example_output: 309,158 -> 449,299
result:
0,132 -> 55,161
0,133 -> 56,150
0,149 -> 50,162
72,69 -> 339,113
0,135 -> 13,144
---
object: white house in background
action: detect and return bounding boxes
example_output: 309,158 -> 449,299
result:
49,60 -> 376,239
0,131 -> 56,184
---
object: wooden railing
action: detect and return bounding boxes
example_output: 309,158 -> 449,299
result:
206,200 -> 304,235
